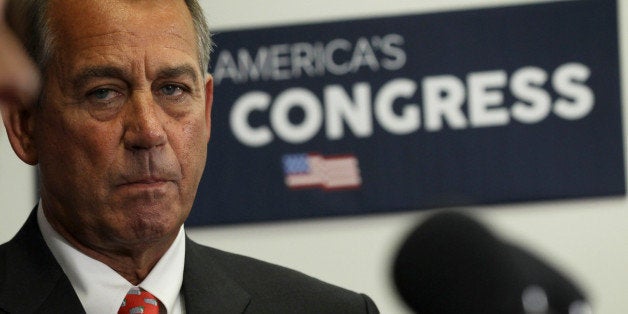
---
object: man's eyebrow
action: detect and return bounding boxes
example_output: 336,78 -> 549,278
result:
155,65 -> 199,84
71,66 -> 126,90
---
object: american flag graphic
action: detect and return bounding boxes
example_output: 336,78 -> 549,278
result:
282,153 -> 362,190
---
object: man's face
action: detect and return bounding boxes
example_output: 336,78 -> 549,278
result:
0,0 -> 39,113
35,0 -> 212,250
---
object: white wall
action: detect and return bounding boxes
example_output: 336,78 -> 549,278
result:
1,0 -> 626,313
0,128 -> 36,239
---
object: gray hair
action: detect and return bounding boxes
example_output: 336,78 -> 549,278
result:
185,0 -> 213,76
6,0 -> 213,76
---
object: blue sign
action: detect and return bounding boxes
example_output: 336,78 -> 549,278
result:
188,0 -> 624,225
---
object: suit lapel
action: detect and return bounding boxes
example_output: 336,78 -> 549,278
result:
1,211 -> 252,313
182,237 -> 251,314
0,208 -> 84,313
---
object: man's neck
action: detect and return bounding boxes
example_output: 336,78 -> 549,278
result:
41,204 -> 178,285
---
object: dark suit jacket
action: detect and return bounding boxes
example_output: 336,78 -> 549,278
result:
0,210 -> 379,313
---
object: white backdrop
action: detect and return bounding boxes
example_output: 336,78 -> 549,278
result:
1,0 -> 627,313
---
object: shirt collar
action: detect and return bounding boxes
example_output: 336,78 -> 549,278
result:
37,202 -> 186,314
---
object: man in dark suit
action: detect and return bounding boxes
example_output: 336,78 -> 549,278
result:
0,0 -> 379,312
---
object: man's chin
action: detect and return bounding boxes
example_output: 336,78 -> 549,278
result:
109,207 -> 183,241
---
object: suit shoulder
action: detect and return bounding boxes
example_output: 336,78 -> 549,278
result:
188,241 -> 350,292
186,239 -> 379,313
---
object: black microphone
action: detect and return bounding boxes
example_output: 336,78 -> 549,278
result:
392,211 -> 591,314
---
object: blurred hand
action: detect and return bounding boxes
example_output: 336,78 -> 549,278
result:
0,0 -> 40,113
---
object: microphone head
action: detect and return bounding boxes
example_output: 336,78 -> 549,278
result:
392,211 -> 589,314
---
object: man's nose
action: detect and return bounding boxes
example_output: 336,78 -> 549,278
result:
0,23 -> 40,109
123,92 -> 167,151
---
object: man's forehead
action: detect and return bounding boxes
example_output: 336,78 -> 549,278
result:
47,0 -> 194,40
46,0 -> 200,75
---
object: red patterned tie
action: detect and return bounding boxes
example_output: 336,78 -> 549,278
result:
118,287 -> 161,314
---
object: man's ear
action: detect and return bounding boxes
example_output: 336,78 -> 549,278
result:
204,74 -> 213,143
1,102 -> 38,165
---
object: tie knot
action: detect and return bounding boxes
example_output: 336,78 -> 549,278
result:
119,287 -> 161,314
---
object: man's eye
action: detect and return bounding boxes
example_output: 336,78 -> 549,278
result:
84,87 -> 124,120
161,84 -> 184,96
89,88 -> 120,102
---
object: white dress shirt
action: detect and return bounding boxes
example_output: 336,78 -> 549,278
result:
37,203 -> 186,314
